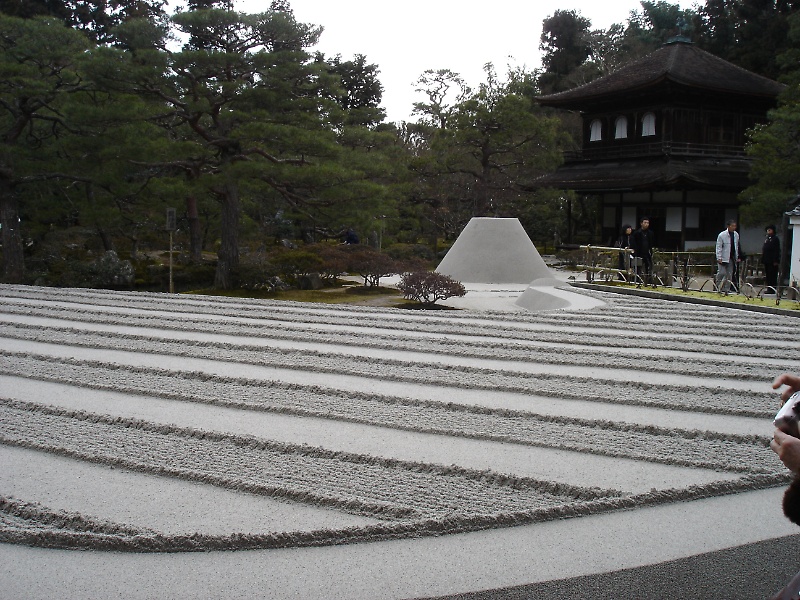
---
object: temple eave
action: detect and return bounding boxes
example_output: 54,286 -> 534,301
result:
527,159 -> 751,193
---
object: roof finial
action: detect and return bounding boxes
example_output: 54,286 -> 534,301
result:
666,15 -> 692,44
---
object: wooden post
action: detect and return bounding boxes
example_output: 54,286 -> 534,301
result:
166,208 -> 176,294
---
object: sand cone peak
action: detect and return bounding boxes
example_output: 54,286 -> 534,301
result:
435,217 -> 554,284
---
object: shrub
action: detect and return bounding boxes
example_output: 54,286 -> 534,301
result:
44,251 -> 134,288
89,251 -> 135,287
268,248 -> 324,285
344,245 -> 400,287
308,243 -> 350,284
172,263 -> 216,290
398,271 -> 466,305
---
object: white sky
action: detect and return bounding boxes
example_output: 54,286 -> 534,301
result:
235,0 -> 697,123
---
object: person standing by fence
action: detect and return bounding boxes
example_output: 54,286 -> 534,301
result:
615,224 -> 633,278
632,217 -> 654,284
715,219 -> 740,292
762,224 -> 781,290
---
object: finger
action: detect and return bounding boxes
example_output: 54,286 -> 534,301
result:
773,374 -> 790,390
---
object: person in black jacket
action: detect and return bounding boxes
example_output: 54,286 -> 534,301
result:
631,217 -> 655,283
762,224 -> 781,290
615,224 -> 633,276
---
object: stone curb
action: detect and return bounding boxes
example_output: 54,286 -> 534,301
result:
569,281 -> 800,318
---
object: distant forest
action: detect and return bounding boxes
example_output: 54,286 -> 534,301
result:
1,0 -> 799,288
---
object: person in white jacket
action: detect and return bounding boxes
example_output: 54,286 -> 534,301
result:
715,219 -> 740,292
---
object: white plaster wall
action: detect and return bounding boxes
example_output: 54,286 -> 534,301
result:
790,216 -> 800,284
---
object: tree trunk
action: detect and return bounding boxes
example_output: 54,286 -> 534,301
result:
214,181 -> 240,289
84,184 -> 113,252
0,184 -> 25,283
97,226 -> 113,252
186,195 -> 202,264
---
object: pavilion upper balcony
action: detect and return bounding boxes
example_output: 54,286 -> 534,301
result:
563,141 -> 748,162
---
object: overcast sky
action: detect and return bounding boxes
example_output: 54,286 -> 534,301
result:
234,0 -> 697,123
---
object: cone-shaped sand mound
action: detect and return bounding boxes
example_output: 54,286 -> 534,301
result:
436,217 -> 554,284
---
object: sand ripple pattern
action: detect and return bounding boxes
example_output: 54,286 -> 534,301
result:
0,354 -> 777,473
0,284 -> 794,552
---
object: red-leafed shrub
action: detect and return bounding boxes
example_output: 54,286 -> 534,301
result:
398,271 -> 466,305
344,245 -> 400,287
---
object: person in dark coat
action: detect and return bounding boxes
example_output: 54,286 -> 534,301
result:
615,224 -> 633,276
631,217 -> 655,283
762,224 -> 781,290
343,228 -> 360,244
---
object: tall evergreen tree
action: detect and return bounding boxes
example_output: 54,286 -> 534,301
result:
410,65 -> 565,241
0,14 -> 90,282
0,0 -> 69,19
538,10 -> 592,93
124,7 -> 397,288
740,11 -> 800,223
325,54 -> 385,127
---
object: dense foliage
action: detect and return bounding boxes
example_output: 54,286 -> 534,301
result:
740,11 -> 800,224
0,0 -> 797,289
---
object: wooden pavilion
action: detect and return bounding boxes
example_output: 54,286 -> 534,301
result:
533,39 -> 784,252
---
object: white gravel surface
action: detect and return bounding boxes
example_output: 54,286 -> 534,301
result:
0,280 -> 798,599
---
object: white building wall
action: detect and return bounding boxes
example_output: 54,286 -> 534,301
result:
790,214 -> 800,284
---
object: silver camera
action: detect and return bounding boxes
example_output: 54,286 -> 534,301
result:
774,391 -> 800,437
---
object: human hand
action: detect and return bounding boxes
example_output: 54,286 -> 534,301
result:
772,429 -> 800,474
774,373 -> 800,405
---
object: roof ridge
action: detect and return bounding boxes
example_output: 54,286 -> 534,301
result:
537,42 -> 784,106
665,43 -> 679,75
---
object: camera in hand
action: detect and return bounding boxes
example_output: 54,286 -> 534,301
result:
774,391 -> 800,437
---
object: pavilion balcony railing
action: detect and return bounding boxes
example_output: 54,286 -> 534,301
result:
563,141 -> 749,162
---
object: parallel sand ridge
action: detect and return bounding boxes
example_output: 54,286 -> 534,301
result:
0,283 -> 796,554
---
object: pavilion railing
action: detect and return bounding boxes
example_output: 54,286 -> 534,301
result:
564,141 -> 748,162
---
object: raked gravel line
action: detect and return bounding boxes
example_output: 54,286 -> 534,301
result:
2,376 -> 740,494
1,339 -> 771,421
0,306 -> 795,368
0,317 -> 789,386
0,284 -> 796,345
0,355 -> 775,472
0,337 -> 777,413
0,284 -> 794,555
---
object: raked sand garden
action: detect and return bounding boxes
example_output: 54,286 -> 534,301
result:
1,279 -> 800,599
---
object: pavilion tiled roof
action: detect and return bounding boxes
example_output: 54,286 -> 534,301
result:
527,157 -> 752,192
538,41 -> 785,109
